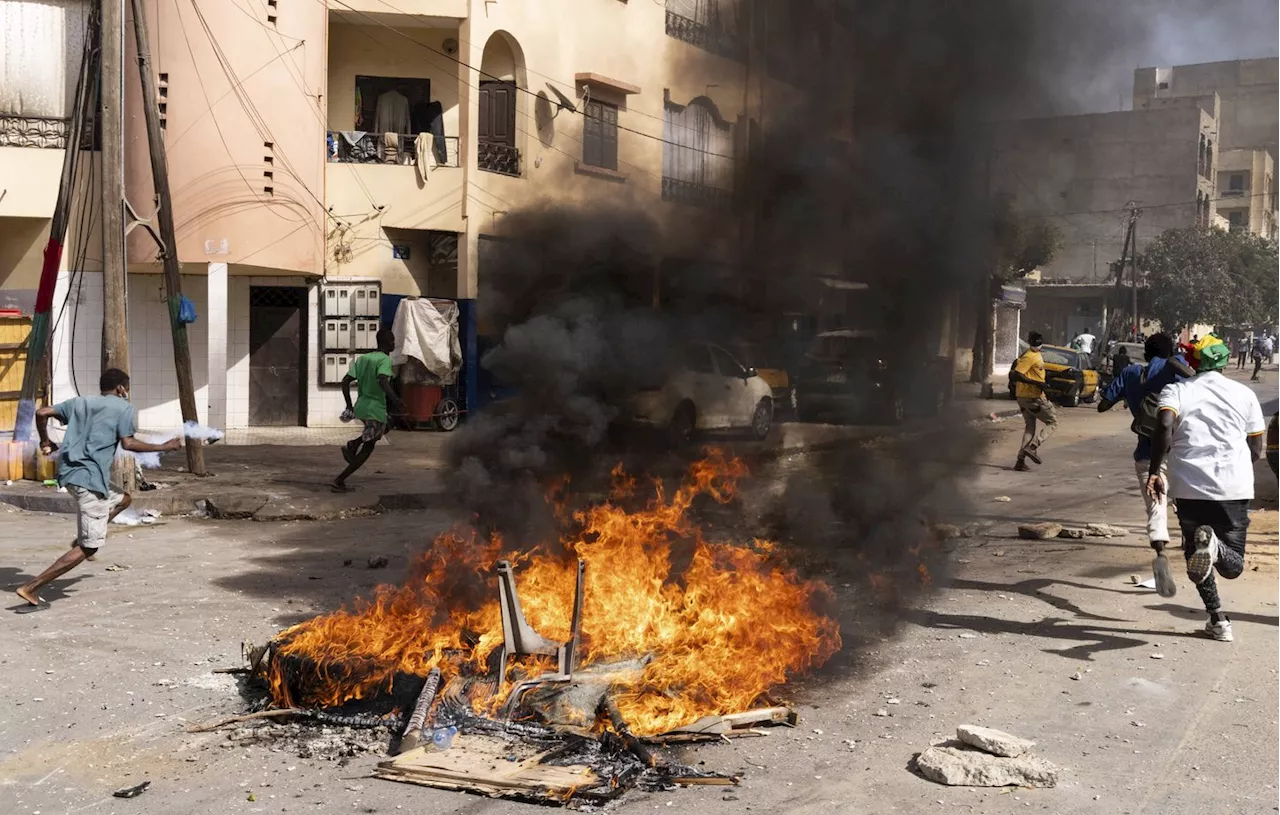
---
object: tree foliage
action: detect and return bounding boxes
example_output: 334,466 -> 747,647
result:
992,195 -> 1063,282
1141,227 -> 1279,332
970,197 -> 1063,381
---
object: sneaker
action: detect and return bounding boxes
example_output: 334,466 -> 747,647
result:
1186,526 -> 1218,584
1151,552 -> 1177,598
1022,448 -> 1042,465
1014,459 -> 1031,472
1203,617 -> 1233,642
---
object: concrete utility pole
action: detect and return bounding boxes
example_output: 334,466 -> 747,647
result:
101,0 -> 128,374
129,0 -> 206,476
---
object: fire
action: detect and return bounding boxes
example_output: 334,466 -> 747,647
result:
268,450 -> 842,736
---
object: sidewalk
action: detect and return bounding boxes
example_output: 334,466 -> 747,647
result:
0,390 -> 1018,521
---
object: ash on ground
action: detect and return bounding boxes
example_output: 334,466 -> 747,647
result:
220,722 -> 389,764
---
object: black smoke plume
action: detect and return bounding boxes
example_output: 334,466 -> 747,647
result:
445,1 -> 1103,626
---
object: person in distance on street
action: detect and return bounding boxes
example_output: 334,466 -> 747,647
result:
1097,333 -> 1192,597
1146,335 -> 1266,642
1009,332 -> 1056,472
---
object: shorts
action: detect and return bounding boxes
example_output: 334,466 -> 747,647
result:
67,484 -> 124,551
360,419 -> 388,443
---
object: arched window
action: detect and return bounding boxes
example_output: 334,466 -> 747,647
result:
662,97 -> 734,209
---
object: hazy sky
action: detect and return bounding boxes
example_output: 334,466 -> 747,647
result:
1028,0 -> 1278,115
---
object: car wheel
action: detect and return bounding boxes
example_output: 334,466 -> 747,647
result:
1062,392 -> 1080,408
1081,390 -> 1097,404
750,398 -> 773,440
669,402 -> 696,447
434,398 -> 460,432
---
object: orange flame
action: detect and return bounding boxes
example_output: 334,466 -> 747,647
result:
268,450 -> 841,736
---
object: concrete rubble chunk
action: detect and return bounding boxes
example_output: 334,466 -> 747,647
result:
915,746 -> 1059,788
1086,523 -> 1128,538
956,725 -> 1036,758
1057,527 -> 1087,539
931,524 -> 962,540
1017,522 -> 1062,540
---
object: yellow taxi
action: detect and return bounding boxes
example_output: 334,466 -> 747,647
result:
1008,343 -> 1100,407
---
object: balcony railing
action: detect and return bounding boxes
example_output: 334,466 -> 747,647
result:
0,114 -> 69,149
662,176 -> 733,211
326,132 -> 459,167
478,142 -> 520,177
665,9 -> 747,62
1221,188 -> 1246,198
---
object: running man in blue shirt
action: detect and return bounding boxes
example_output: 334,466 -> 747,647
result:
1097,333 -> 1193,597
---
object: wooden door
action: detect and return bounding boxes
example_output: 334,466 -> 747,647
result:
0,317 -> 31,432
248,287 -> 306,426
478,80 -> 516,145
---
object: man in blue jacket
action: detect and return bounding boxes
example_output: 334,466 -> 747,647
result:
1097,333 -> 1193,597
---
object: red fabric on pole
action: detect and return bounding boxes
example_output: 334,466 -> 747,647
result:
34,239 -> 63,314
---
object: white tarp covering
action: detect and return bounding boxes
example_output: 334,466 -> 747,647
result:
391,298 -> 461,383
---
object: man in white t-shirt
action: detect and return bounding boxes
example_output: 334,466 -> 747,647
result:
1146,336 -> 1266,642
1071,329 -> 1096,355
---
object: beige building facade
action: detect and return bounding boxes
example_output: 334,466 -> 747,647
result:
1216,148 -> 1276,240
990,100 -> 1218,283
0,0 -> 793,430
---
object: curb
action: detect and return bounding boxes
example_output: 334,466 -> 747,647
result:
0,487 -> 449,522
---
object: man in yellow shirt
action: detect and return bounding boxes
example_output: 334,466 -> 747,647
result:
1010,331 -> 1056,471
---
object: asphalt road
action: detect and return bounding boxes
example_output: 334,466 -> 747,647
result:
0,389 -> 1276,815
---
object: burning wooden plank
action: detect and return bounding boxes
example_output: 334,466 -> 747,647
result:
657,706 -> 798,738
374,736 -> 618,805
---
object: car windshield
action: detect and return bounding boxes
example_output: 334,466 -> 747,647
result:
807,332 -> 881,361
728,342 -> 783,370
1040,348 -> 1077,367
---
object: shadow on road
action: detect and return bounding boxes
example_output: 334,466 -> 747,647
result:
908,573 -> 1205,661
0,565 -> 91,610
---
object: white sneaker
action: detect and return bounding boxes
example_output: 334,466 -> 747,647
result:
1186,526 -> 1219,584
1204,617 -> 1233,642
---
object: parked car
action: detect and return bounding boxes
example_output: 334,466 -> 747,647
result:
1104,341 -> 1145,375
726,340 -> 795,418
620,343 -> 774,442
792,330 -> 947,424
1008,343 -> 1100,407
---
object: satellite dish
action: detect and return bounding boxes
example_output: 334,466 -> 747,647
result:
546,83 -> 577,115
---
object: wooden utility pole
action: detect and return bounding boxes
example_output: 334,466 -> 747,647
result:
101,0 -> 138,494
1126,202 -> 1143,337
129,0 -> 206,476
101,0 -> 128,374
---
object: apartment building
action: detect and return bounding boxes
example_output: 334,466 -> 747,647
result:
990,98 -> 1219,282
1217,148 -> 1276,239
0,0 -> 808,431
1134,58 -> 1279,242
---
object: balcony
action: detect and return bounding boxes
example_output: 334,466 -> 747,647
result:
478,142 -> 520,177
327,131 -> 459,168
329,0 -> 466,21
662,176 -> 733,211
665,8 -> 747,62
324,132 -> 464,233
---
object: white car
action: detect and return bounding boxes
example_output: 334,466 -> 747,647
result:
622,343 -> 775,442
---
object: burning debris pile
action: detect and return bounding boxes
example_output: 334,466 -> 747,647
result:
250,451 -> 841,803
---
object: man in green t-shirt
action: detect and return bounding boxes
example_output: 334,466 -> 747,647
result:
333,328 -> 402,492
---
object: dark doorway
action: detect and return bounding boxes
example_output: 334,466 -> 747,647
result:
249,286 -> 307,426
